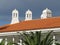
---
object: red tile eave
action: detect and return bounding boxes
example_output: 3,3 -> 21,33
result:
0,17 -> 60,32
0,26 -> 60,33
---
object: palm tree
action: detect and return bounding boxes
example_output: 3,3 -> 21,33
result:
20,31 -> 53,45
0,31 -> 59,45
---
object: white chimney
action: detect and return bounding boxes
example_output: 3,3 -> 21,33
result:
41,8 -> 52,19
25,9 -> 32,21
11,9 -> 19,24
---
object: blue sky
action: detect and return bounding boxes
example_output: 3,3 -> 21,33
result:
0,0 -> 60,26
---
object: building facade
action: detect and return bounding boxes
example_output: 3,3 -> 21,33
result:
0,8 -> 60,45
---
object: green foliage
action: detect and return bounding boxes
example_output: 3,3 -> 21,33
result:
7,41 -> 13,45
56,43 -> 60,45
0,39 -> 5,45
0,31 -> 60,45
21,31 -> 53,45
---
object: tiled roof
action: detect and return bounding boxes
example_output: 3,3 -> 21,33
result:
0,17 -> 60,32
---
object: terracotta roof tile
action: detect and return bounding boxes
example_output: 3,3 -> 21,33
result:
0,17 -> 60,32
